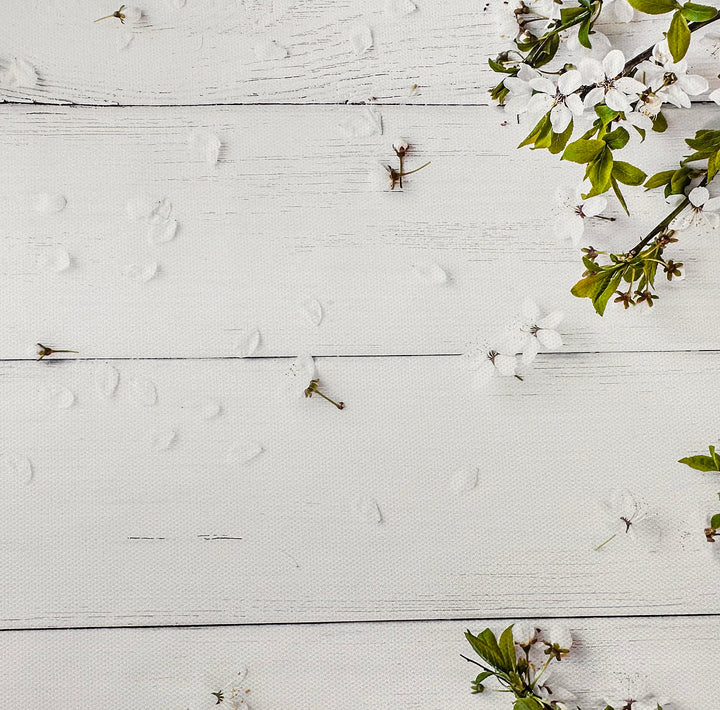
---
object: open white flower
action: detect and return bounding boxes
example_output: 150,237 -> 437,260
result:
581,50 -> 646,112
596,489 -> 661,551
669,186 -> 720,230
503,64 -> 541,115
465,340 -> 518,388
519,299 -> 564,365
527,70 -> 584,132
542,624 -> 573,659
512,621 -> 537,647
553,186 -> 609,246
638,40 -> 708,108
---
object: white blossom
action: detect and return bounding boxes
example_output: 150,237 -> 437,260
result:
519,299 -> 564,365
553,186 -> 609,246
581,50 -> 646,112
669,186 -> 720,230
465,339 -> 518,389
527,70 -> 584,132
512,621 -> 537,646
503,64 -> 541,116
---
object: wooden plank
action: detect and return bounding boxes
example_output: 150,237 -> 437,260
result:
2,352 -> 720,628
1,616 -> 718,707
1,104 -> 719,359
0,0 -> 719,105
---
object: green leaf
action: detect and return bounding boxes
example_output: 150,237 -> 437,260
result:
562,138 -> 605,163
518,113 -> 551,149
585,148 -> 614,196
578,17 -> 592,48
572,270 -> 611,299
680,1 -> 718,21
670,166 -> 692,194
498,625 -> 517,671
595,105 -> 620,126
604,126 -> 630,150
668,11 -> 691,61
710,445 -> 720,468
678,455 -> 720,472
652,112 -> 668,133
611,176 -> 629,216
612,160 -> 647,186
593,268 -> 623,316
709,151 -> 720,181
513,699 -> 544,710
549,119 -> 574,155
711,513 -> 720,529
626,0 -> 678,13
644,170 -> 675,189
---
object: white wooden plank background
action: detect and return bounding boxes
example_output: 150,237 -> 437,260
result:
1,104 -> 719,359
2,617 -> 718,708
3,0 -> 720,708
1,0 -> 719,105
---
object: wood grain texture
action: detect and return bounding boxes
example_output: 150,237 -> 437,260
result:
2,353 -> 720,628
2,103 -> 719,359
0,0 -> 719,105
1,617 -> 718,708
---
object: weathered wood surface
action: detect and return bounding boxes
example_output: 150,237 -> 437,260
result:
1,104 -> 719,360
1,617 -> 717,708
1,0 -> 719,105
2,353 -> 719,629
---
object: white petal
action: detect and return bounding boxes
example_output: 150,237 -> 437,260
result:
614,76 -> 645,94
522,297 -> 541,322
554,213 -> 585,246
669,211 -> 694,231
582,195 -> 607,217
626,111 -> 652,131
544,625 -> 573,650
709,87 -> 720,105
33,193 -> 67,214
537,328 -> 563,350
614,0 -> 634,22
522,336 -> 540,366
537,310 -> 564,329
517,64 -> 539,82
603,49 -> 626,78
300,297 -> 323,326
558,69 -> 582,95
350,25 -> 373,55
582,86 -> 605,109
704,212 -> 720,228
605,87 -> 632,113
550,104 -> 572,133
471,360 -> 495,389
678,73 -> 709,95
689,186 -> 709,207
529,77 -> 556,95
703,196 -> 720,212
579,58 -> 604,85
565,93 -> 584,116
504,76 -> 532,94
493,354 -> 517,377
526,92 -> 554,117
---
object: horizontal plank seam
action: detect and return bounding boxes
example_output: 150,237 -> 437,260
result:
4,611 -> 720,633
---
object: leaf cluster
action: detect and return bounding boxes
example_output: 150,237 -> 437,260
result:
678,448 -> 720,542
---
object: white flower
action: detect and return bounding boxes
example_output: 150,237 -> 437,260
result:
603,0 -> 634,22
638,40 -> 708,108
392,137 -> 409,154
710,87 -> 720,104
527,70 -> 584,132
512,621 -> 537,646
669,186 -> 720,230
519,299 -> 564,365
503,64 -> 541,115
611,489 -> 650,534
542,624 -> 573,657
581,50 -> 646,112
536,682 -> 577,709
553,186 -> 609,246
465,340 -> 518,388
284,353 -> 317,398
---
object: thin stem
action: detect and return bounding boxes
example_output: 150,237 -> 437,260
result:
593,532 -> 616,551
94,14 -> 116,21
315,390 -> 344,410
530,656 -> 553,690
52,349 -> 79,354
400,161 -> 431,176
460,654 -> 492,672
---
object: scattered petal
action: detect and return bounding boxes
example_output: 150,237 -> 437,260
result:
125,197 -> 156,221
0,453 -> 33,486
32,193 -> 66,214
189,130 -> 222,165
187,397 -> 222,420
234,328 -> 261,357
350,25 -> 373,55
39,384 -> 75,410
124,262 -> 159,282
150,198 -> 173,222
226,441 -> 264,465
300,297 -> 323,326
128,377 -> 158,406
95,363 -> 120,397
0,57 -> 38,88
452,465 -> 478,494
40,246 -> 71,273
147,217 -> 178,244
384,0 -> 417,15
410,261 -> 448,284
253,38 -> 288,60
352,496 -> 383,524
121,6 -> 142,23
343,106 -> 383,137
151,428 -> 177,451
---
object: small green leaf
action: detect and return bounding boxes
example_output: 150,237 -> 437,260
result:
562,138 -> 605,163
626,0 -> 678,13
678,455 -> 720,472
710,445 -> 720,468
593,268 -> 623,316
513,699 -> 544,710
668,10 -> 691,61
595,105 -> 620,126
498,625 -> 517,672
708,151 -> 719,181
652,112 -> 668,133
680,1 -> 718,21
612,160 -> 647,186
604,126 -> 630,150
518,113 -> 551,149
611,176 -> 629,216
644,170 -> 675,189
549,119 -> 574,155
578,17 -> 592,48
711,513 -> 720,529
585,148 -> 614,196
